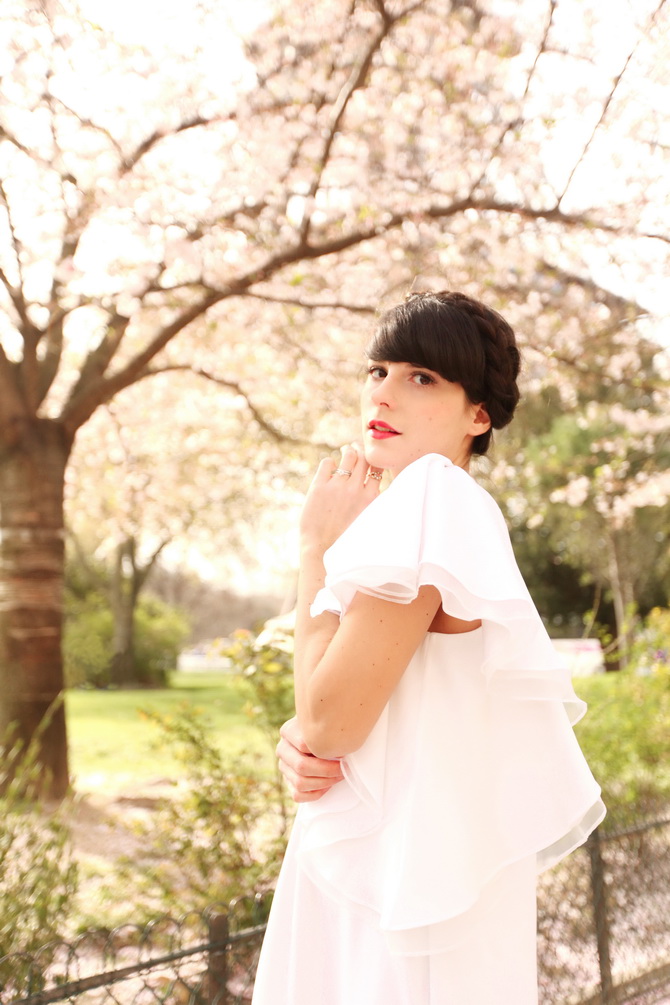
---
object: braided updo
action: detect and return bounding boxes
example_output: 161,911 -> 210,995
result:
366,290 -> 521,456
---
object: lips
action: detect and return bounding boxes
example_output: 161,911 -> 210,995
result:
368,420 -> 399,439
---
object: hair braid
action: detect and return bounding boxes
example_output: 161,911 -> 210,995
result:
428,292 -> 520,452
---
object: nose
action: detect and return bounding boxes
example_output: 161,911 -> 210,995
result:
370,373 -> 394,407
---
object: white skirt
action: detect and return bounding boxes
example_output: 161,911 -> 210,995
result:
252,626 -> 602,1004
252,818 -> 539,1005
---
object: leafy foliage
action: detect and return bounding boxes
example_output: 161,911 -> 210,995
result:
574,611 -> 670,827
223,623 -> 296,743
0,721 -> 78,983
115,705 -> 289,924
101,622 -> 296,921
133,596 -> 190,686
64,590 -> 189,688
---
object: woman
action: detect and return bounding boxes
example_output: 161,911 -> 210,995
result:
252,291 -> 604,1005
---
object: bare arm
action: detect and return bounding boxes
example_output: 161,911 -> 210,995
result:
296,586 -> 441,758
293,444 -> 442,760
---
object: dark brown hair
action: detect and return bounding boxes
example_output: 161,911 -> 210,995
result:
366,290 -> 521,455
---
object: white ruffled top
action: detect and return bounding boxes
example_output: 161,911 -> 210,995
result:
299,453 -> 605,956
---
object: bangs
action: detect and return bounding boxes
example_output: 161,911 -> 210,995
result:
365,298 -> 487,398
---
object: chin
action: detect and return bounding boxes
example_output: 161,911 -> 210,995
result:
362,442 -> 390,467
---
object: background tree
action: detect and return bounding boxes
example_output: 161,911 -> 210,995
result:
1,0 -> 668,795
482,269 -> 670,658
66,372 -> 311,683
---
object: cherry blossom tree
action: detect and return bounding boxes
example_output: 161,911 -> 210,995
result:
65,372 -> 315,682
484,272 -> 670,663
1,0 -> 668,795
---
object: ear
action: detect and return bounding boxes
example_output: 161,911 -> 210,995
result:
470,404 -> 491,436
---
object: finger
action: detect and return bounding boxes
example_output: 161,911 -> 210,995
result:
347,443 -> 369,485
333,443 -> 360,479
277,737 -> 344,779
313,456 -> 337,486
278,760 -> 332,791
278,719 -> 343,775
289,786 -> 331,804
364,465 -> 384,490
279,717 -> 311,752
278,760 -> 340,797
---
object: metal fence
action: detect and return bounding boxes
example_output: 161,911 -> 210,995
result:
538,815 -> 670,1005
2,817 -> 669,1005
0,899 -> 271,1005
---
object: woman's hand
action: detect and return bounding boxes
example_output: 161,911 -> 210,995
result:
276,717 -> 344,803
299,444 -> 383,555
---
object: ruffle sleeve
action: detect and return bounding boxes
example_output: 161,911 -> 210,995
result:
300,453 -> 605,955
312,453 -> 587,720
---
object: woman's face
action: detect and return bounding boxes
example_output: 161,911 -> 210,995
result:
360,360 -> 490,476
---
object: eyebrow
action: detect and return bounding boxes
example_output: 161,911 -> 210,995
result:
368,359 -> 437,371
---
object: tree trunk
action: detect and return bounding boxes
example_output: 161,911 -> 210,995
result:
607,526 -> 637,672
0,419 -> 72,799
108,535 -> 168,687
109,539 -> 140,686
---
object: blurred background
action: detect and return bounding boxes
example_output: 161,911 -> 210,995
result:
1,0 -> 669,1001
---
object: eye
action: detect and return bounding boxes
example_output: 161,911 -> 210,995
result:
367,364 -> 387,380
411,371 -> 435,386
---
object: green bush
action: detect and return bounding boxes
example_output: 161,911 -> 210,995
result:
574,612 -> 670,827
64,592 -> 189,688
0,721 -> 78,990
222,622 -> 296,742
115,705 -> 290,923
133,596 -> 190,687
104,623 -> 296,922
64,591 -> 112,688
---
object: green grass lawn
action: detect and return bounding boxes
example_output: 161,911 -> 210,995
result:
66,672 -> 273,796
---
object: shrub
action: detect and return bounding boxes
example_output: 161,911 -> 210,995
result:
106,623 -> 297,922
116,705 -> 290,923
63,591 -> 113,688
222,622 -> 296,743
0,719 -> 78,991
132,596 -> 190,687
64,592 -> 189,688
574,612 -> 670,828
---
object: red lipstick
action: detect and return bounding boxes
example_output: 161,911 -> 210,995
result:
368,420 -> 399,439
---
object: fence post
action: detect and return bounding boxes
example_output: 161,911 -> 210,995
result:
206,912 -> 229,1005
587,827 -> 614,1003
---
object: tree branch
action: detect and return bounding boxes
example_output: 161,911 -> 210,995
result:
523,340 -> 667,394
243,291 -> 376,313
60,312 -> 132,426
0,263 -> 31,333
0,178 -> 29,318
298,3 -> 402,244
56,185 -> 669,434
558,0 -> 667,208
120,114 -> 221,176
135,536 -> 173,592
38,310 -> 66,406
131,365 -> 336,449
469,0 -> 556,198
46,94 -> 125,162
0,123 -> 39,162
